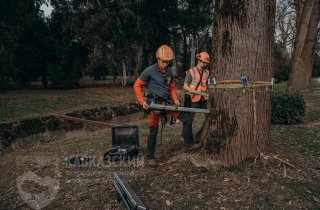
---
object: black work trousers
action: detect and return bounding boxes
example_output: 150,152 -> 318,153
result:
146,126 -> 158,159
181,99 -> 207,145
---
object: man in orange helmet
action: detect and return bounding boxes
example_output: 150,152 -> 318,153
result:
182,52 -> 210,145
134,45 -> 197,167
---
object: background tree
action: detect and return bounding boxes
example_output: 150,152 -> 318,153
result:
47,0 -> 89,88
0,0 -> 49,88
0,22 -> 17,90
274,45 -> 291,82
13,14 -> 51,87
275,0 -> 296,53
176,0 -> 213,75
288,0 -> 320,92
0,0 -> 215,89
77,0 -> 213,79
193,0 -> 276,166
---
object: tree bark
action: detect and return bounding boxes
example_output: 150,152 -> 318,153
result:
111,59 -> 121,84
194,0 -> 275,166
182,28 -> 188,76
122,60 -> 127,86
190,37 -> 196,68
288,0 -> 318,92
134,44 -> 143,79
305,0 -> 319,83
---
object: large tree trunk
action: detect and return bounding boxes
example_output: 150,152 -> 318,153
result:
122,60 -> 127,86
134,44 -> 143,79
305,0 -> 319,83
287,0 -> 318,92
190,37 -> 196,68
182,29 -> 188,76
193,0 -> 275,166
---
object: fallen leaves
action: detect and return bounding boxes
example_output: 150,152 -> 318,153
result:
312,196 -> 320,203
161,190 -> 170,195
165,199 -> 173,207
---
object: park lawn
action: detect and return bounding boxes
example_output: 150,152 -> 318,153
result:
0,81 -> 289,123
0,82 -> 319,209
0,84 -> 187,123
0,86 -> 138,122
79,76 -> 136,86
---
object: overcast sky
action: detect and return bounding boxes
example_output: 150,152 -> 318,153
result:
40,4 -> 53,17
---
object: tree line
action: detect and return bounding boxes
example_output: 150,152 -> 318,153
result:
0,0 -> 319,92
0,0 -> 213,89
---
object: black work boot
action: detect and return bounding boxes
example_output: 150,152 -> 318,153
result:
184,142 -> 203,152
144,158 -> 159,168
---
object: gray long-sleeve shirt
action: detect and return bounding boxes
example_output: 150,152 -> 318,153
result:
139,64 -> 175,99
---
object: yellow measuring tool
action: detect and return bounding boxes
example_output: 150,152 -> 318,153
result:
208,78 -> 274,90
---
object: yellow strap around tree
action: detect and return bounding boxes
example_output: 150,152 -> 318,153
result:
209,80 -> 272,89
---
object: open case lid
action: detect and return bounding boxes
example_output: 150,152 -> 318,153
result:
112,125 -> 139,147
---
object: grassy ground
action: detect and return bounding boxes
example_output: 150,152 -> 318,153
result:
79,76 -> 136,86
0,82 -> 319,209
0,86 -> 187,122
0,86 -> 137,122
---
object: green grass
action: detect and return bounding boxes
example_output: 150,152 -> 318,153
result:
308,81 -> 320,90
305,84 -> 320,122
0,81 -> 311,123
0,87 -> 136,122
273,80 -> 320,92
273,125 -> 320,158
306,108 -> 320,122
252,193 -> 274,208
273,82 -> 287,92
274,175 -> 320,200
0,97 -> 77,121
79,76 -> 135,85
305,108 -> 320,122
227,157 -> 255,173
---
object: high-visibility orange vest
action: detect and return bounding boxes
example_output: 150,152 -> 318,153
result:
188,67 -> 209,102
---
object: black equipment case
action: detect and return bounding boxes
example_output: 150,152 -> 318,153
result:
104,125 -> 139,161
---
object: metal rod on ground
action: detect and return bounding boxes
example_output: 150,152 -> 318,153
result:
52,113 -> 117,128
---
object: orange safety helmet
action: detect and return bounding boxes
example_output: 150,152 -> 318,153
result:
196,52 -> 210,63
156,45 -> 175,61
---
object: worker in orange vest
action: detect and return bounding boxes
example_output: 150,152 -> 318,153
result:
134,45 -> 201,167
182,52 -> 210,144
